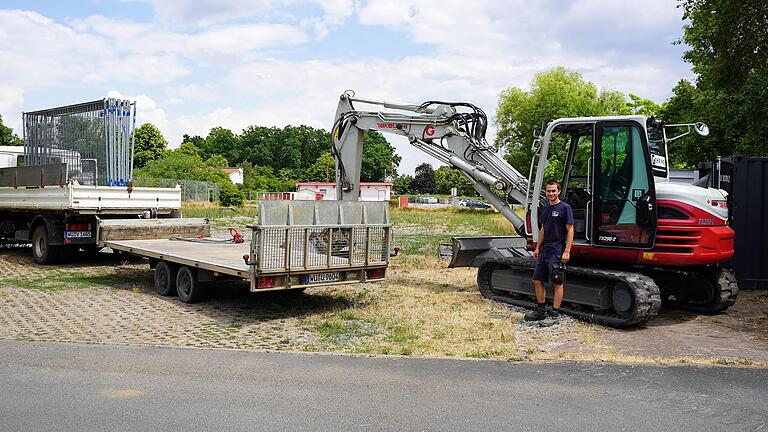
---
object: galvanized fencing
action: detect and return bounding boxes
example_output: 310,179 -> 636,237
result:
23,98 -> 136,186
251,225 -> 390,273
132,177 -> 220,202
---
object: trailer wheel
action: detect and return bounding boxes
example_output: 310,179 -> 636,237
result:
176,266 -> 204,303
31,225 -> 61,264
154,261 -> 178,296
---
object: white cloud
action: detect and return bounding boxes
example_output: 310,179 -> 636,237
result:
0,86 -> 25,133
0,1 -> 694,175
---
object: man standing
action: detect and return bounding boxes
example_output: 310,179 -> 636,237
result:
525,180 -> 574,323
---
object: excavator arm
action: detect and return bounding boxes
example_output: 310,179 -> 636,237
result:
331,91 -> 531,236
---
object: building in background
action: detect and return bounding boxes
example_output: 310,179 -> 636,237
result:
222,168 -> 243,185
295,182 -> 392,201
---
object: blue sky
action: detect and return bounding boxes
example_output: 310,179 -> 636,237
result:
0,0 -> 693,175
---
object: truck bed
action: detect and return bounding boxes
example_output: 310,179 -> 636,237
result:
0,184 -> 181,214
105,239 -> 251,278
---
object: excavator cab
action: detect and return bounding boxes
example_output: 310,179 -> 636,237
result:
532,117 -> 658,250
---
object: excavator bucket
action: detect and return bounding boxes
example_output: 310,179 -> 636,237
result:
449,236 -> 529,268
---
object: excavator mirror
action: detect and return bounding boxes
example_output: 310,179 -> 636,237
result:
695,122 -> 710,136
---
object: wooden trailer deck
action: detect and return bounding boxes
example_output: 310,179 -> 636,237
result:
105,239 -> 251,278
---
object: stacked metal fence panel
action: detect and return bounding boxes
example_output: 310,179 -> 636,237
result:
22,98 -> 136,186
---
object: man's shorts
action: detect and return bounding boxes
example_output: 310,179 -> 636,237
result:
532,245 -> 564,284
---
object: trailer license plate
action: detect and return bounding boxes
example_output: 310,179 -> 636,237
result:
65,231 -> 92,238
306,272 -> 340,284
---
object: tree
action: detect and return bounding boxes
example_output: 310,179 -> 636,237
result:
627,94 -> 661,117
238,126 -> 274,167
361,131 -> 401,182
202,127 -> 239,161
132,123 -> 168,169
219,181 -> 244,207
392,174 -> 413,195
0,115 -> 23,146
303,152 -> 336,182
495,67 -> 635,174
661,0 -> 768,165
434,166 -> 476,196
411,163 -> 435,194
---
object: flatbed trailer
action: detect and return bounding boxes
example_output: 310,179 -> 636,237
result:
103,200 -> 392,303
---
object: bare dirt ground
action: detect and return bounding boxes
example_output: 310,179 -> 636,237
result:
1,245 -> 766,366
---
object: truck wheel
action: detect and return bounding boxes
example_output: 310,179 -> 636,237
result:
176,266 -> 204,303
31,225 -> 60,264
154,261 -> 178,296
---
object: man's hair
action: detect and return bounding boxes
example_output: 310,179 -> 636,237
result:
544,180 -> 561,191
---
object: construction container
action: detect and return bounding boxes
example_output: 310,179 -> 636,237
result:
701,156 -> 768,289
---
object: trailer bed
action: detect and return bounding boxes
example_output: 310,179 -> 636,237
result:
105,239 -> 250,278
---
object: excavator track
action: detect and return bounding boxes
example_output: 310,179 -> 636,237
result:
649,267 -> 739,314
476,256 -> 662,327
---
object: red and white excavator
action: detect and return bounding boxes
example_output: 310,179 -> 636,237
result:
331,91 -> 737,326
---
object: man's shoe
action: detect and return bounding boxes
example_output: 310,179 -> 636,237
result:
524,306 -> 547,321
547,308 -> 560,319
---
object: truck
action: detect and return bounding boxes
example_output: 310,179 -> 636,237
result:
330,91 -> 737,327
0,146 -> 202,263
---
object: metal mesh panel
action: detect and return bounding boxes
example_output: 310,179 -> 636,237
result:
132,177 -> 220,202
253,225 -> 389,272
351,227 -> 367,265
23,98 -> 136,186
368,226 -> 388,264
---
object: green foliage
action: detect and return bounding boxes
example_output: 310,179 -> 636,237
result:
495,67 -> 634,174
0,115 -> 23,146
434,166 -> 476,196
219,181 -> 244,207
392,174 -> 413,195
205,154 -> 229,168
133,123 -> 168,169
628,94 -> 661,116
303,152 -> 336,182
201,127 -> 240,161
659,0 -> 768,166
412,163 -> 435,194
361,131 -> 401,181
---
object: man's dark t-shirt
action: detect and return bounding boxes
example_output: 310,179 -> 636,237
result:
539,201 -> 574,254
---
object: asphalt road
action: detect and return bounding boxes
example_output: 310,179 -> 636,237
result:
0,340 -> 766,432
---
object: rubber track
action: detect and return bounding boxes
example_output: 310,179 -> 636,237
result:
477,257 -> 662,327
664,268 -> 739,314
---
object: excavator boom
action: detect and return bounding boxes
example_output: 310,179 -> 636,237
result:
332,91 -> 530,235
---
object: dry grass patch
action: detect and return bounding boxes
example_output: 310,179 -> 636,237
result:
303,265 -> 519,359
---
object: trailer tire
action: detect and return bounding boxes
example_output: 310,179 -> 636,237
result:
154,261 -> 178,296
176,266 -> 204,303
31,225 -> 61,265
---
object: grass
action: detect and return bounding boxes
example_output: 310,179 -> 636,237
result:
2,272 -> 132,291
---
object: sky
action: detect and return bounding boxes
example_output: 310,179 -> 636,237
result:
0,0 -> 694,175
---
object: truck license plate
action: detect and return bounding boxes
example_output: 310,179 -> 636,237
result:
306,272 -> 340,284
65,231 -> 92,238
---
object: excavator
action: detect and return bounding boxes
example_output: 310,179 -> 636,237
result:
331,91 -> 737,326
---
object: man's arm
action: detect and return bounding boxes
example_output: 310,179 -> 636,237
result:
534,226 -> 545,260
562,224 -> 574,263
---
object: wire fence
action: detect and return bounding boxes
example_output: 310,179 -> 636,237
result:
23,98 -> 136,186
132,177 -> 220,203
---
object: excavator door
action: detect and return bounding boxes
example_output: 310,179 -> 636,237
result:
592,121 -> 657,249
